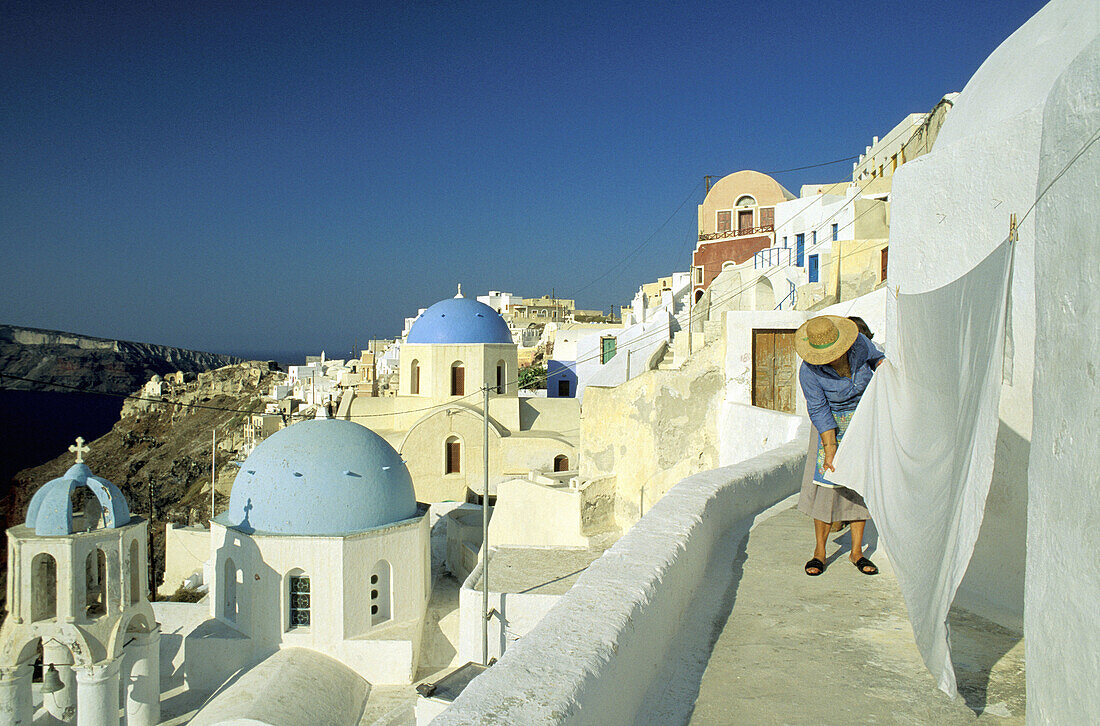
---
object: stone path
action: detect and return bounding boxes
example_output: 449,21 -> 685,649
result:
687,507 -> 1025,724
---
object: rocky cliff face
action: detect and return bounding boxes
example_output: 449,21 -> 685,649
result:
3,362 -> 286,602
0,324 -> 243,394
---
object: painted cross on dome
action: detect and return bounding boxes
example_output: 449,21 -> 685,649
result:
69,436 -> 90,464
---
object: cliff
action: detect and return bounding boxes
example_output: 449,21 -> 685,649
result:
0,324 -> 243,394
3,362 -> 287,602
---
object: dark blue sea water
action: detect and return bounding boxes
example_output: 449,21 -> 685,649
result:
0,391 -> 125,485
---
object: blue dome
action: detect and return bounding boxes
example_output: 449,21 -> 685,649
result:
218,420 -> 418,536
25,463 -> 132,536
406,297 -> 513,345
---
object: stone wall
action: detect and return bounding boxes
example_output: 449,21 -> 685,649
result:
579,339 -> 725,529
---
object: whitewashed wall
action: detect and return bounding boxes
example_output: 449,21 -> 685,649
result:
1026,28 -> 1100,724
434,441 -> 805,725
456,567 -> 562,664
575,311 -> 673,400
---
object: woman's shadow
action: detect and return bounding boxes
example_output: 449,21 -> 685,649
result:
825,518 -> 878,565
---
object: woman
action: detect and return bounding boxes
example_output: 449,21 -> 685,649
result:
795,315 -> 884,576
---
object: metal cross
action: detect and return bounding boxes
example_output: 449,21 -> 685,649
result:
69,437 -> 90,464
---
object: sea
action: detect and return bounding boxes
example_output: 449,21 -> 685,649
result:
0,390 -> 126,487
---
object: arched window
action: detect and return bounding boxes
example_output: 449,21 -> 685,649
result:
495,360 -> 505,394
735,195 -> 756,207
450,362 -> 465,396
224,557 -> 238,622
695,289 -> 704,303
288,570 -> 310,629
129,539 -> 141,604
85,548 -> 106,618
445,436 -> 461,474
31,553 -> 57,621
553,455 -> 569,472
410,360 -> 420,395
370,560 -> 392,626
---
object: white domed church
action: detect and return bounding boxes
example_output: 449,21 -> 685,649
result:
201,419 -> 430,686
343,289 -> 580,502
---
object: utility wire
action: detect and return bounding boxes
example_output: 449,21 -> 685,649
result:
569,180 -> 703,298
8,127 -> 1095,425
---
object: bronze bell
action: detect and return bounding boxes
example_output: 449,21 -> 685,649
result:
41,664 -> 64,694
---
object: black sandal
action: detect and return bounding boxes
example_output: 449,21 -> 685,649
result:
804,558 -> 826,576
852,557 -> 878,575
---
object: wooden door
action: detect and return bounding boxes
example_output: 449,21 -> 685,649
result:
738,209 -> 753,234
752,329 -> 796,413
881,247 -> 889,281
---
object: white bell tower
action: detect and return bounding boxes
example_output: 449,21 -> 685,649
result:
0,439 -> 160,726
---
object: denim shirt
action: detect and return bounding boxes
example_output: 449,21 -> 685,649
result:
799,333 -> 885,434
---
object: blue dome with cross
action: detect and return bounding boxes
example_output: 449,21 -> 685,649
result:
218,419 -> 418,536
25,440 -> 132,536
406,296 -> 513,345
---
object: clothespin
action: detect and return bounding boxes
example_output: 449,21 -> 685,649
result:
1008,213 -> 1018,244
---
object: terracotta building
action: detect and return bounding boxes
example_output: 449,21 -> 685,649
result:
692,171 -> 795,302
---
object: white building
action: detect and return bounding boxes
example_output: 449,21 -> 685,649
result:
193,420 -> 431,691
0,446 -> 160,726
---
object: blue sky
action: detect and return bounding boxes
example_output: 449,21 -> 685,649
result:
1,0 -> 1048,357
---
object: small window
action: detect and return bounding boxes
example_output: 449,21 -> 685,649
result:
716,210 -> 731,233
31,553 -> 57,622
693,267 -> 703,285
371,560 -> 392,625
600,336 -> 617,365
557,379 -> 570,397
410,360 -> 420,395
85,548 -> 106,618
554,455 -> 569,472
782,236 -> 787,248
831,224 -> 838,242
289,575 -> 310,628
450,363 -> 465,396
812,230 -> 817,246
446,437 -> 461,474
496,362 -> 504,394
735,195 -> 755,207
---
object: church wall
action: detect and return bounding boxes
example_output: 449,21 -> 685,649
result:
209,515 -> 430,685
341,514 -> 430,643
398,408 -> 504,502
1026,33 -> 1100,724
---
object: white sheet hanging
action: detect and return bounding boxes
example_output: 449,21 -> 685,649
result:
830,237 -> 1014,697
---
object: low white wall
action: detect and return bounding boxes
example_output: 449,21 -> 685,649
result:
434,440 -> 805,725
488,478 -> 588,548
456,566 -> 562,664
161,524 -> 210,596
718,403 -> 806,467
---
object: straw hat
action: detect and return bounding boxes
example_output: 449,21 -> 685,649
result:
795,315 -> 859,365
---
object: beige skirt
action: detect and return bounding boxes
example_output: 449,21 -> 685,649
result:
796,424 -> 870,523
